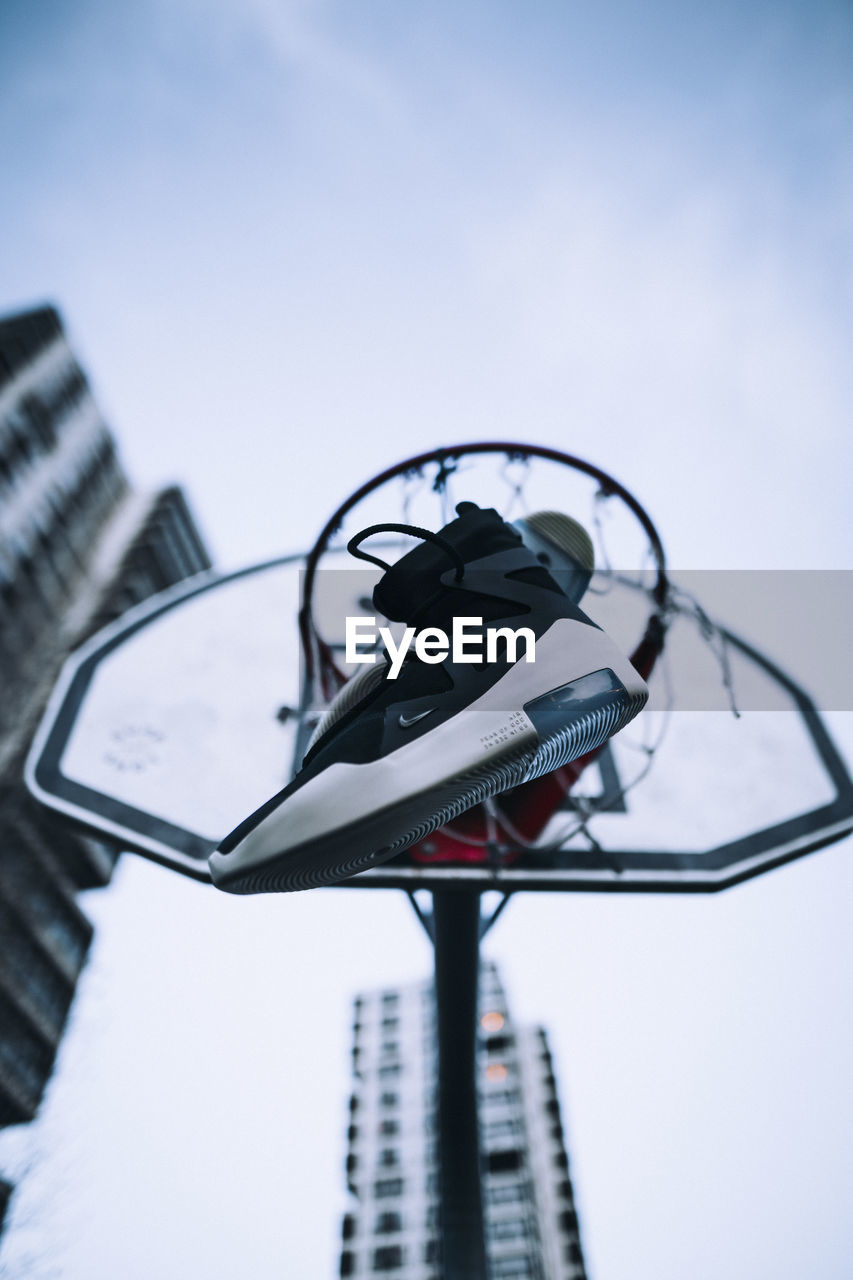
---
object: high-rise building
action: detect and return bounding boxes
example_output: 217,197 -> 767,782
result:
0,304 -> 212,1203
340,962 -> 588,1279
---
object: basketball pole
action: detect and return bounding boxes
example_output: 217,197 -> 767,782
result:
432,889 -> 488,1276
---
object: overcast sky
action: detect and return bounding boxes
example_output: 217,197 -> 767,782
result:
1,1 -> 852,1278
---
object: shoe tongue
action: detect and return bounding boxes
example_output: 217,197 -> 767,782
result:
372,504 -> 520,623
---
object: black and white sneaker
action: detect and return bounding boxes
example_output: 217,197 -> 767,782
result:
208,502 -> 648,894
300,507 -> 597,761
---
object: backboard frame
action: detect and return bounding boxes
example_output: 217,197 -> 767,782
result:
25,558 -> 299,882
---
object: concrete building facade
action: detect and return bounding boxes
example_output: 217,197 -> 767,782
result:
340,962 -> 588,1279
0,304 -> 211,1227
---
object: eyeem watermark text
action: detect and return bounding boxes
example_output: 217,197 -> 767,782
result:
346,616 -> 536,679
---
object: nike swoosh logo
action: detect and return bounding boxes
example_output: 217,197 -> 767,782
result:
398,708 -> 436,729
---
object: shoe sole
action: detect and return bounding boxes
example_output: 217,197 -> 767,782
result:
209,662 -> 647,894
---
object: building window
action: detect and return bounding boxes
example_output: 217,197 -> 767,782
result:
381,992 -> 399,1008
559,1208 -> 578,1234
488,1183 -> 525,1205
483,1088 -> 518,1109
374,1211 -> 402,1235
378,1148 -> 399,1168
372,1244 -> 404,1272
381,1016 -> 399,1032
379,1118 -> 399,1138
482,1105 -> 517,1131
491,1218 -> 527,1241
492,1258 -> 533,1277
379,1091 -> 399,1109
485,1119 -> 518,1142
20,393 -> 56,451
378,1063 -> 401,1079
487,1149 -> 523,1174
341,1214 -> 356,1240
340,1250 -> 355,1276
374,1178 -> 404,1199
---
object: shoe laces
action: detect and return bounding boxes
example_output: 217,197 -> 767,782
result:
347,522 -> 466,581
